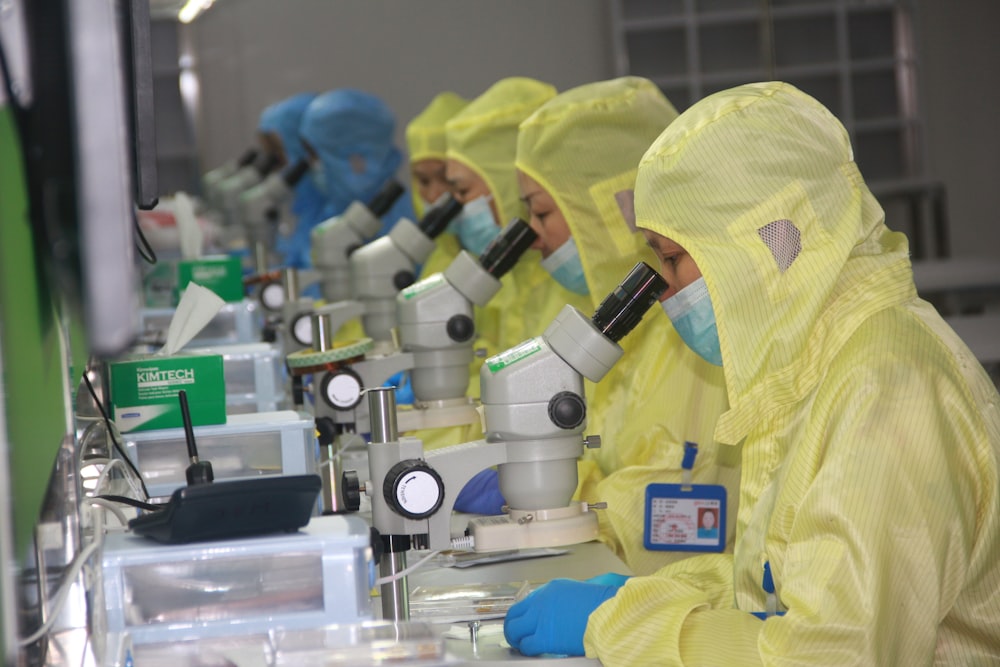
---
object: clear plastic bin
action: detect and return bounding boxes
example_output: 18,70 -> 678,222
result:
187,342 -> 287,413
101,515 -> 374,647
123,411 -> 317,499
139,299 -> 264,348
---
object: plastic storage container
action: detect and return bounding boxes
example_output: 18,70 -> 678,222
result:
139,299 -> 264,348
100,515 -> 374,647
123,411 -> 317,499
187,342 -> 287,414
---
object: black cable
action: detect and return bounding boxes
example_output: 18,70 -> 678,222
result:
95,494 -> 163,512
133,210 -> 157,264
82,371 -> 152,500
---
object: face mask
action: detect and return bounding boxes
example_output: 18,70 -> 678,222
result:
541,237 -> 589,295
456,195 -> 500,256
310,162 -> 327,195
662,276 -> 722,366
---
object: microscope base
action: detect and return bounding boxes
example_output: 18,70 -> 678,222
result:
466,502 -> 599,552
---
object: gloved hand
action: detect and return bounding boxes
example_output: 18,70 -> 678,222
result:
585,572 -> 632,590
453,469 -> 506,515
504,578 -> 618,657
385,371 -> 414,406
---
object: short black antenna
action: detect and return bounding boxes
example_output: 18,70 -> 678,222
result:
179,390 -> 214,485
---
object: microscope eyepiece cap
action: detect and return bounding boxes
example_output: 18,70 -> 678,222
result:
237,147 -> 260,168
478,218 -> 538,279
417,196 -> 463,239
366,179 -> 405,217
592,262 -> 667,343
282,158 -> 311,187
256,151 -> 282,177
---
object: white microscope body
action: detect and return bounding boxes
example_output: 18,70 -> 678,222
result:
238,158 -> 311,273
359,262 -> 668,619
301,219 -> 537,440
213,152 -> 281,229
201,147 -> 258,208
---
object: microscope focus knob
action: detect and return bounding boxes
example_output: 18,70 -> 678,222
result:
341,469 -> 361,512
319,368 -> 364,410
383,460 -> 445,520
393,270 -> 416,290
548,391 -> 586,430
290,312 -> 314,347
259,280 -> 285,312
446,314 -> 475,342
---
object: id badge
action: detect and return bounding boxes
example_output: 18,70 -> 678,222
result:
643,482 -> 726,552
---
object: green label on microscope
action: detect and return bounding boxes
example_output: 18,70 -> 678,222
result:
486,338 -> 542,373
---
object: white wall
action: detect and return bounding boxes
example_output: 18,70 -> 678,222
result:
186,0 -> 614,173
915,0 -> 1000,258
183,0 -> 999,259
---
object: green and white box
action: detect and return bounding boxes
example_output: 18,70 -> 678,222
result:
176,255 -> 244,303
109,353 -> 227,433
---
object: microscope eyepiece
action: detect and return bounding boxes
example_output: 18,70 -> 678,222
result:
282,158 -> 311,187
237,147 -> 260,168
257,152 -> 282,176
478,218 -> 538,279
591,262 -> 667,343
366,179 -> 405,217
417,196 -> 463,239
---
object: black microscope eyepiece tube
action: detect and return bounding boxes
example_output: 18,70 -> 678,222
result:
237,147 -> 260,168
417,196 -> 463,239
592,262 -> 668,343
257,152 -> 282,177
478,218 -> 538,279
366,179 -> 405,217
282,158 -> 311,187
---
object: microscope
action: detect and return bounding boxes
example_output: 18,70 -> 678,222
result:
201,146 -> 259,208
307,195 -> 463,355
286,220 -> 539,513
214,151 -> 281,228
357,262 -> 667,619
289,219 -> 538,440
238,158 -> 312,273
311,179 -> 407,305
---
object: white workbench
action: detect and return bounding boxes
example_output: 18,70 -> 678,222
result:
404,539 -> 630,666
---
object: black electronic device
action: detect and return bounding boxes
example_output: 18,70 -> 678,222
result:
127,390 -> 321,543
127,475 -> 322,544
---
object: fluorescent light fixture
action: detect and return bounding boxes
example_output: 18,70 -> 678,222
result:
178,0 -> 215,24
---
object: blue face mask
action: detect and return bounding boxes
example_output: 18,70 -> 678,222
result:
662,277 -> 722,366
541,237 -> 589,295
456,195 -> 500,256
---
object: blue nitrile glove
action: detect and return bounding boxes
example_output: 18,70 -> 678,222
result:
384,371 -> 414,406
504,579 -> 618,657
453,469 -> 506,515
584,572 -> 632,591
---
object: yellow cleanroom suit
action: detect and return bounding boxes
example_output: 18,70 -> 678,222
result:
400,92 -> 483,450
445,77 -> 591,356
585,81 -> 1000,665
515,76 -> 734,575
405,91 -> 468,279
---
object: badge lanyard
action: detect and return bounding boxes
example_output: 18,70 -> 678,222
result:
643,441 -> 727,552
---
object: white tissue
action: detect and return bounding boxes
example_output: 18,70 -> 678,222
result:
174,191 -> 203,259
159,282 -> 225,355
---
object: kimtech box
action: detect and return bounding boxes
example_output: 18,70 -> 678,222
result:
176,255 -> 244,303
109,353 -> 227,433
